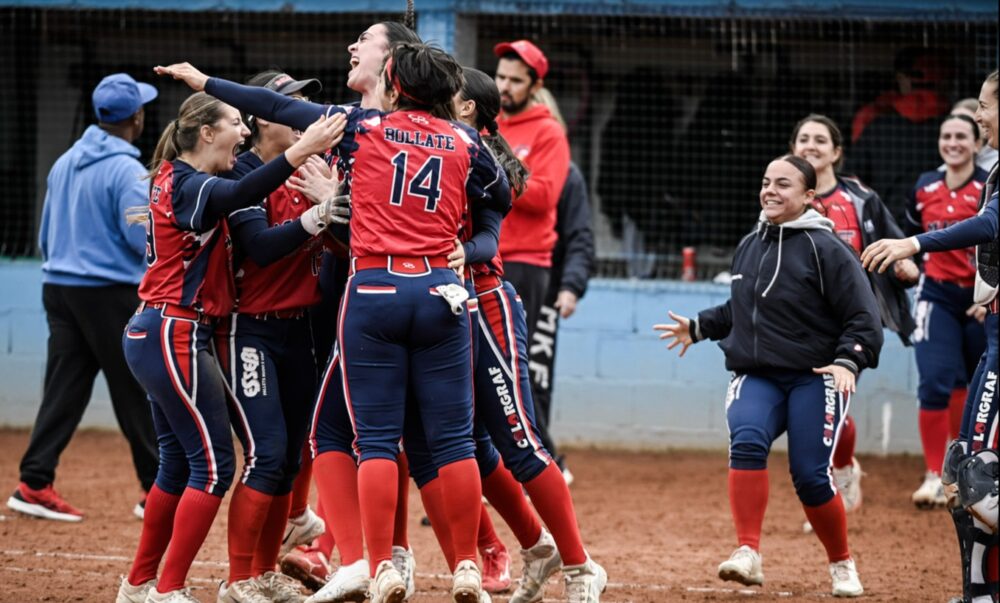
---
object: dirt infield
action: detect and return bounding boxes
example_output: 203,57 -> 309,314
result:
0,428 -> 961,602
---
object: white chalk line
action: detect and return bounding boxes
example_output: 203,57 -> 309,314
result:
1,548 -> 803,599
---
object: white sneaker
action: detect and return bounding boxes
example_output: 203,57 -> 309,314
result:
833,458 -> 863,512
369,560 -> 406,603
306,559 -> 369,603
563,557 -> 608,603
509,529 -> 561,603
912,471 -> 947,509
116,576 -> 155,603
282,506 -> 327,555
259,571 -> 306,603
452,559 -> 484,603
146,587 -> 201,602
829,558 -> 864,597
218,578 -> 272,603
391,545 -> 416,599
717,545 -> 764,586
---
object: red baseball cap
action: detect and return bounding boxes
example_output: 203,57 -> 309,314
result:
493,39 -> 549,80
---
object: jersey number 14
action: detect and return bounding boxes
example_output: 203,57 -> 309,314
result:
389,151 -> 442,212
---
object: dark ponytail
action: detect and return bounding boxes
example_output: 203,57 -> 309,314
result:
460,68 -> 529,195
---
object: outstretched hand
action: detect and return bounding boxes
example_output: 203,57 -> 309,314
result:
286,114 -> 346,167
288,156 -> 343,204
860,237 -> 919,274
154,62 -> 209,91
653,310 -> 693,357
812,364 -> 856,394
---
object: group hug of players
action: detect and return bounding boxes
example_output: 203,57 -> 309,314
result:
114,17 -> 606,603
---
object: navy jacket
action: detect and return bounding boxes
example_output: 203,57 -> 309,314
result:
692,209 -> 883,376
551,163 -> 595,298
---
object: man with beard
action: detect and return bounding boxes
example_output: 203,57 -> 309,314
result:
493,40 -> 571,348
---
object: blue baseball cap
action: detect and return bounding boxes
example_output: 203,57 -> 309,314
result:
92,73 -> 158,123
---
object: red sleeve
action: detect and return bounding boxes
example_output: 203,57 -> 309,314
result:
515,120 -> 570,215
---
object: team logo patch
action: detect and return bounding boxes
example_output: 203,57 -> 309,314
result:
408,114 -> 429,125
241,347 -> 263,398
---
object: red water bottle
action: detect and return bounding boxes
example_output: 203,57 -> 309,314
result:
682,246 -> 697,282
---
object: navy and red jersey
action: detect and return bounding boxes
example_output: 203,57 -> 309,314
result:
906,167 -> 988,287
227,152 -> 323,314
138,160 -> 235,317
811,184 -> 863,255
202,77 -> 511,260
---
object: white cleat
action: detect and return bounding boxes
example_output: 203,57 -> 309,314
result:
116,576 -> 155,603
833,457 -> 863,512
369,560 -> 406,603
452,559 -> 484,603
830,558 -> 864,597
218,577 -> 272,603
305,559 -> 370,603
282,506 -> 327,555
563,557 -> 608,603
912,471 -> 948,509
509,529 -> 561,603
259,571 -> 307,603
146,587 -> 201,602
717,545 -> 764,586
391,545 -> 416,600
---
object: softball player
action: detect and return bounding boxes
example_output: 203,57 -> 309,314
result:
115,92 -> 343,603
211,70 -> 343,603
862,70 -> 999,603
790,114 -> 918,528
904,114 -> 988,509
657,155 -> 883,598
404,68 -> 608,603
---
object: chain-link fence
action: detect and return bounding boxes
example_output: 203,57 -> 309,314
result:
1,7 -> 996,281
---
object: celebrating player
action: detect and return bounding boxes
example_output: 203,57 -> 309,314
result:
862,69 -> 998,603
656,155 -> 883,598
903,113 -> 989,509
788,114 -> 917,529
115,92 -> 343,603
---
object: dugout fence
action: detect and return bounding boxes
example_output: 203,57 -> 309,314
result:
1,6 -> 995,280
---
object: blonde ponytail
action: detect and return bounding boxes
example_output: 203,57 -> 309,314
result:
147,92 -> 228,186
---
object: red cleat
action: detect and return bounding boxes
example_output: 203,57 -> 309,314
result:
6,482 -> 83,522
280,544 -> 330,593
481,543 -> 512,593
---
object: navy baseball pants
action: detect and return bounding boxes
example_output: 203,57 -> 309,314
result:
123,307 -> 235,497
960,312 -> 999,451
726,369 -> 849,507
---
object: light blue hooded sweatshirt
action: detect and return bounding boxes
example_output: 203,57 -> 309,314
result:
39,125 -> 148,286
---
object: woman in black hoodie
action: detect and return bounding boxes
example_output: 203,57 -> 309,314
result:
655,155 -> 883,599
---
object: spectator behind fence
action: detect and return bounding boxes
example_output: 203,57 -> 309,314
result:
848,47 -> 953,223
948,97 -> 999,171
6,73 -> 159,523
493,39 -> 571,344
528,86 -> 596,484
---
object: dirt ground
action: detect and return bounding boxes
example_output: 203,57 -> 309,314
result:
0,428 -> 964,602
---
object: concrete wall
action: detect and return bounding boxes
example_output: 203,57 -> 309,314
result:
0,261 -> 922,453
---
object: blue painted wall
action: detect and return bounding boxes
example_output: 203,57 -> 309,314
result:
0,261 -> 923,453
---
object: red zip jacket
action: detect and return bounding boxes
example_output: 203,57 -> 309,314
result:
497,104 -> 570,267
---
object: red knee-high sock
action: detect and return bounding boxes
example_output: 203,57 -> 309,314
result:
252,492 -> 292,575
313,451 -> 364,565
438,459 -> 483,566
393,452 -> 410,550
289,444 -> 313,518
359,458 -> 398,575
314,497 -> 335,558
127,485 -> 182,585
728,469 -> 769,551
157,487 -> 224,593
523,463 -> 586,566
919,408 -> 950,475
478,503 -> 503,551
227,483 -> 274,583
482,461 -> 542,549
803,495 -> 850,562
948,388 -> 967,441
420,477 -> 456,570
832,415 -> 856,469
